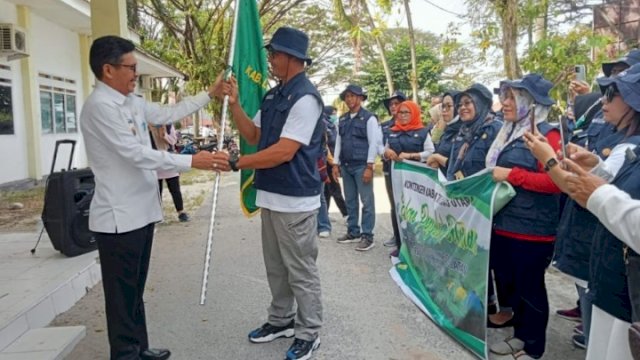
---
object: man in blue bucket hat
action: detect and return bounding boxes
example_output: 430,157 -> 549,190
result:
332,84 -> 379,251
214,26 -> 323,360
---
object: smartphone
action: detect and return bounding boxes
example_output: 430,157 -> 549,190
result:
529,104 -> 536,133
558,117 -> 567,160
575,65 -> 586,83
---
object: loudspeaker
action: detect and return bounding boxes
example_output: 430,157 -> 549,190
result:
41,140 -> 97,257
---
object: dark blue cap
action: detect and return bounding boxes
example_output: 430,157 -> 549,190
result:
265,27 -> 312,65
602,49 -> 640,77
597,63 -> 640,112
500,73 -> 554,106
340,84 -> 367,101
383,91 -> 407,112
323,105 -> 336,115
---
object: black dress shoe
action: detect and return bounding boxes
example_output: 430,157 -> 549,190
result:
140,348 -> 171,360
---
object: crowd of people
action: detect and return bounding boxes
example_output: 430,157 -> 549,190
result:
80,22 -> 640,360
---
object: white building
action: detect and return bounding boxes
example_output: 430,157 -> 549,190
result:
0,0 -> 184,185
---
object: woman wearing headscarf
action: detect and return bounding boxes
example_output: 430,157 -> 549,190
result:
383,100 -> 435,256
426,84 -> 502,180
526,64 -> 640,360
486,74 -> 563,360
429,91 -> 461,172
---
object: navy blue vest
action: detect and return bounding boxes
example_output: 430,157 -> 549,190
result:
446,117 -> 502,181
554,130 -> 639,280
387,127 -> 429,155
590,142 -> 640,322
338,108 -> 376,165
380,118 -> 395,173
492,123 -> 560,236
253,72 -> 324,197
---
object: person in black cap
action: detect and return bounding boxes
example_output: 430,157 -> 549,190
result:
426,83 -> 501,180
525,63 -> 640,360
332,84 -> 379,251
378,90 -> 407,249
321,106 -> 348,220
486,74 -> 563,360
214,26 -> 322,360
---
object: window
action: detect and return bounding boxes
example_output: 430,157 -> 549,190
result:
39,73 -> 77,134
0,64 -> 14,135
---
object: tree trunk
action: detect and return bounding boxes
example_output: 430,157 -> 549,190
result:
362,0 -> 394,95
534,0 -> 548,42
403,0 -> 419,102
498,0 -> 521,79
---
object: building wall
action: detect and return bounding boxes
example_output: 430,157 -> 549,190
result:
0,1 -> 87,184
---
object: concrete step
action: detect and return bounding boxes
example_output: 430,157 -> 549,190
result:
0,326 -> 86,360
0,233 -> 101,351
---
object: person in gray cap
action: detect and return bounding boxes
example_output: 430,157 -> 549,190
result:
332,84 -> 379,251
214,26 -> 322,360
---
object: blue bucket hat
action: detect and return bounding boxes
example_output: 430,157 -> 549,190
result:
340,84 -> 368,101
500,73 -> 554,106
597,63 -> 640,112
382,90 -> 407,112
265,27 -> 312,65
602,49 -> 640,77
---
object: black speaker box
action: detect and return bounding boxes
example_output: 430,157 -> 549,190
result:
41,140 -> 97,257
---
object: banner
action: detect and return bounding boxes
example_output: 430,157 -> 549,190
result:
389,161 -> 514,359
231,0 -> 269,217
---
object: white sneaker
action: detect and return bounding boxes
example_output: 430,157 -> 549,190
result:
318,231 -> 330,238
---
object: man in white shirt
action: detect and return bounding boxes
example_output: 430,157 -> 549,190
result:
332,84 -> 378,251
214,27 -> 323,360
80,35 -> 230,360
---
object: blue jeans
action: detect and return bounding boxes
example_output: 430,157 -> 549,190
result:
317,183 -> 331,233
340,163 -> 375,236
578,284 -> 593,344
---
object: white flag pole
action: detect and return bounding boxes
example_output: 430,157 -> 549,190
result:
200,0 -> 241,305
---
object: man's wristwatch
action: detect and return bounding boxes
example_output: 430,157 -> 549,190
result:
543,158 -> 559,172
229,159 -> 239,172
228,149 -> 240,172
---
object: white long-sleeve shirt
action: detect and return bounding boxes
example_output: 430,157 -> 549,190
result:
587,184 -> 640,254
333,113 -> 379,165
80,81 -> 210,233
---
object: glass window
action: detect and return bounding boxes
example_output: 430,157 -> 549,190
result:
0,85 -> 14,135
40,91 -> 53,134
65,94 -> 76,133
54,93 -> 65,133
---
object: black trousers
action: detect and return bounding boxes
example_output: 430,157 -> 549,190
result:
492,232 -> 554,358
324,163 -> 348,217
384,173 -> 401,247
96,223 -> 155,360
158,176 -> 184,212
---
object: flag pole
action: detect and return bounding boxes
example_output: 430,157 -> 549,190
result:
200,0 -> 241,306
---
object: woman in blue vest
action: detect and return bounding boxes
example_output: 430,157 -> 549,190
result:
427,84 -> 501,180
526,64 -> 640,360
487,74 -> 563,360
382,100 -> 435,256
428,90 -> 461,173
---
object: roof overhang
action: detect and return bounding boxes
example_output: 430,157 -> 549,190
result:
5,0 -> 91,35
135,46 -> 186,80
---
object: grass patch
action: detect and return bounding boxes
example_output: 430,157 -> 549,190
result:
0,186 -> 45,231
180,169 -> 216,186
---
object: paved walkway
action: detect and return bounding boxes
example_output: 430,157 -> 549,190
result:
50,173 -> 586,360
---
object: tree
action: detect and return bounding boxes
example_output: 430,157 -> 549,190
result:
359,38 -> 443,116
403,0 -> 419,102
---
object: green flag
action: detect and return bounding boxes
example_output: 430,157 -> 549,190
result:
231,0 -> 268,217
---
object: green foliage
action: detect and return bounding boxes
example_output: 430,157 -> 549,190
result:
359,38 -> 443,116
521,25 -> 614,116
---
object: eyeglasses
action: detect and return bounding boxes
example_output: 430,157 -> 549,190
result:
110,63 -> 137,73
267,48 -> 280,59
604,86 -> 619,103
458,100 -> 474,109
442,104 -> 454,110
398,110 -> 411,116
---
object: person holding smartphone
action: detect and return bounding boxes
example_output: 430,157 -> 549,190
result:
486,74 -> 563,360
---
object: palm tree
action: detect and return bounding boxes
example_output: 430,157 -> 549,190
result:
333,0 -> 395,95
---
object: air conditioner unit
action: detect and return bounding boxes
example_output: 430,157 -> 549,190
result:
0,24 -> 28,61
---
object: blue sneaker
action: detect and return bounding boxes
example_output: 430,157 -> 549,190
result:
248,320 -> 294,343
285,337 -> 320,360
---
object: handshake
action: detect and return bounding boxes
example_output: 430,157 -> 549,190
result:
190,150 -> 238,172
